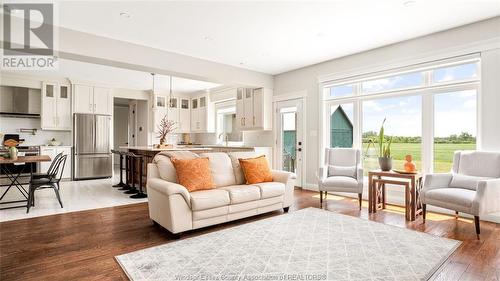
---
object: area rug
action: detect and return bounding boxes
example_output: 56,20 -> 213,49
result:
116,207 -> 460,281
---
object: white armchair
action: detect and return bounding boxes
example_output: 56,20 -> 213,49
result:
318,148 -> 363,209
421,151 -> 500,237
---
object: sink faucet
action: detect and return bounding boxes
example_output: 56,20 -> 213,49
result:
218,133 -> 229,146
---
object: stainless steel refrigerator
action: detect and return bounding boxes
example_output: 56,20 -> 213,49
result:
73,114 -> 112,180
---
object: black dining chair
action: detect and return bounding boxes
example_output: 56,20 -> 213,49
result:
27,154 -> 67,213
31,152 -> 64,180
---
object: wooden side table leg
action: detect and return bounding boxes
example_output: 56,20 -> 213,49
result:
405,182 -> 410,221
368,174 -> 373,213
410,178 -> 416,221
382,183 -> 386,209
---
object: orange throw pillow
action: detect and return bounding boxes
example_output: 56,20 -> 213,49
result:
171,157 -> 216,192
238,155 -> 273,184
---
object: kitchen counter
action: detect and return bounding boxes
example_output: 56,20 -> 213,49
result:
119,145 -> 214,151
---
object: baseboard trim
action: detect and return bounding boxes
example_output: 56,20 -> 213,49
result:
303,182 -> 500,224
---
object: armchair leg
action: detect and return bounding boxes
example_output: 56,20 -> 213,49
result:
474,216 -> 480,238
358,193 -> 362,210
320,191 -> 323,206
422,204 -> 426,223
455,211 -> 459,219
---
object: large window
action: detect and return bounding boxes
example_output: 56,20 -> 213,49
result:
323,56 -> 480,174
362,96 -> 422,174
434,90 -> 477,172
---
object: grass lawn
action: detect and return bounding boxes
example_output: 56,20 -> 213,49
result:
362,142 -> 475,174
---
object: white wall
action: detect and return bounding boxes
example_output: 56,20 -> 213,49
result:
274,17 -> 500,188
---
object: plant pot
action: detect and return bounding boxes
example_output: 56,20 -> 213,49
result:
378,157 -> 392,171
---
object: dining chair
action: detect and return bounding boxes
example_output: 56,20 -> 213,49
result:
31,152 -> 63,180
27,154 -> 67,213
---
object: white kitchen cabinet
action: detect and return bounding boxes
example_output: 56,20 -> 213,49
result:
93,87 -> 113,115
41,82 -> 72,130
235,87 -> 272,131
39,146 -> 72,179
73,84 -> 112,115
190,94 -> 214,133
167,97 -> 180,126
179,98 -> 191,133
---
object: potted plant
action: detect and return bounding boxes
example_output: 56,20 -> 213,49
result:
156,115 -> 177,149
365,118 -> 393,171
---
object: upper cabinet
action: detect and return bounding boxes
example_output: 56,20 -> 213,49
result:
190,93 -> 214,133
73,84 -> 112,115
152,95 -> 190,134
41,82 -> 71,131
236,87 -> 273,131
178,98 -> 190,133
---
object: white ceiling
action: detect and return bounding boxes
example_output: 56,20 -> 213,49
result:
49,0 -> 500,75
3,59 -> 221,93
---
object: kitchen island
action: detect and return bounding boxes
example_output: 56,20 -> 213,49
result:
119,145 -> 256,187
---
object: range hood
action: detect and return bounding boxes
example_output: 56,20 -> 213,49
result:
0,86 -> 41,118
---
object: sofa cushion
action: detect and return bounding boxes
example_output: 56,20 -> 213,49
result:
253,182 -> 286,198
190,189 -> 230,211
322,176 -> 359,189
171,158 -> 216,192
228,151 -> 266,184
199,153 -> 237,187
328,165 -> 356,178
424,188 -> 475,209
458,151 -> 500,178
450,173 -> 492,191
219,185 -> 261,204
239,155 -> 273,184
153,151 -> 199,182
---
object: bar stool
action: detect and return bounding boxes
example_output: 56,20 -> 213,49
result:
124,152 -> 139,195
118,152 -> 132,191
130,154 -> 147,199
111,150 -> 125,188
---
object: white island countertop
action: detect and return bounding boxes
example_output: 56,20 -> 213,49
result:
119,146 -> 214,152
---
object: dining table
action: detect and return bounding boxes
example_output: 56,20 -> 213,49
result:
0,155 -> 51,210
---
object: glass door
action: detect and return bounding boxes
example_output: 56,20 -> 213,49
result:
276,99 -> 304,187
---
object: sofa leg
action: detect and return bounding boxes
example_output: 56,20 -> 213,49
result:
474,216 -> 480,239
358,193 -> 362,210
152,220 -> 159,226
422,204 -> 426,223
283,207 -> 289,213
170,232 -> 182,240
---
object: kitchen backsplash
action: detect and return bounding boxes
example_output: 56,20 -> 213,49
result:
0,116 -> 72,146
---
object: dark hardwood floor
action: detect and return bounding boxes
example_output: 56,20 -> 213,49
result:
0,189 -> 498,281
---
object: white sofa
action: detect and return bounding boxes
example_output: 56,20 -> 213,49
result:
147,151 -> 296,235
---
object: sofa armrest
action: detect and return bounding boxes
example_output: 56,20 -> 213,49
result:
423,173 -> 452,190
318,166 -> 327,182
474,179 -> 500,215
272,170 -> 296,208
147,178 -> 191,207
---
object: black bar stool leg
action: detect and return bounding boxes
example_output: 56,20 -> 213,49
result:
124,155 -> 138,194
131,157 -> 147,199
113,154 -> 125,188
118,154 -> 131,191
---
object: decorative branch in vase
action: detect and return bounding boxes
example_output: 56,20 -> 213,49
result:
156,115 -> 177,149
365,118 -> 393,171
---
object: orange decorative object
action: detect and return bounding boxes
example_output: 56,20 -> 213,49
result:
404,155 -> 416,172
171,157 -> 216,192
238,155 -> 273,184
3,139 -> 19,147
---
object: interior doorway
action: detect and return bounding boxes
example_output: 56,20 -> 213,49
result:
113,98 -> 131,165
275,98 -> 304,187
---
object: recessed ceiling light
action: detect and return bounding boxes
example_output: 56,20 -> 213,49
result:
403,0 -> 416,7
239,62 -> 245,65
316,32 -> 326,38
120,12 -> 131,18
203,36 -> 213,41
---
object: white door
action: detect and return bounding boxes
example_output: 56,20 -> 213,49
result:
276,99 -> 304,187
94,87 -> 111,115
129,103 -> 137,146
41,82 -> 57,129
73,85 -> 93,114
57,84 -> 71,130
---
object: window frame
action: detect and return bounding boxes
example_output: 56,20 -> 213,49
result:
320,56 -> 481,174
